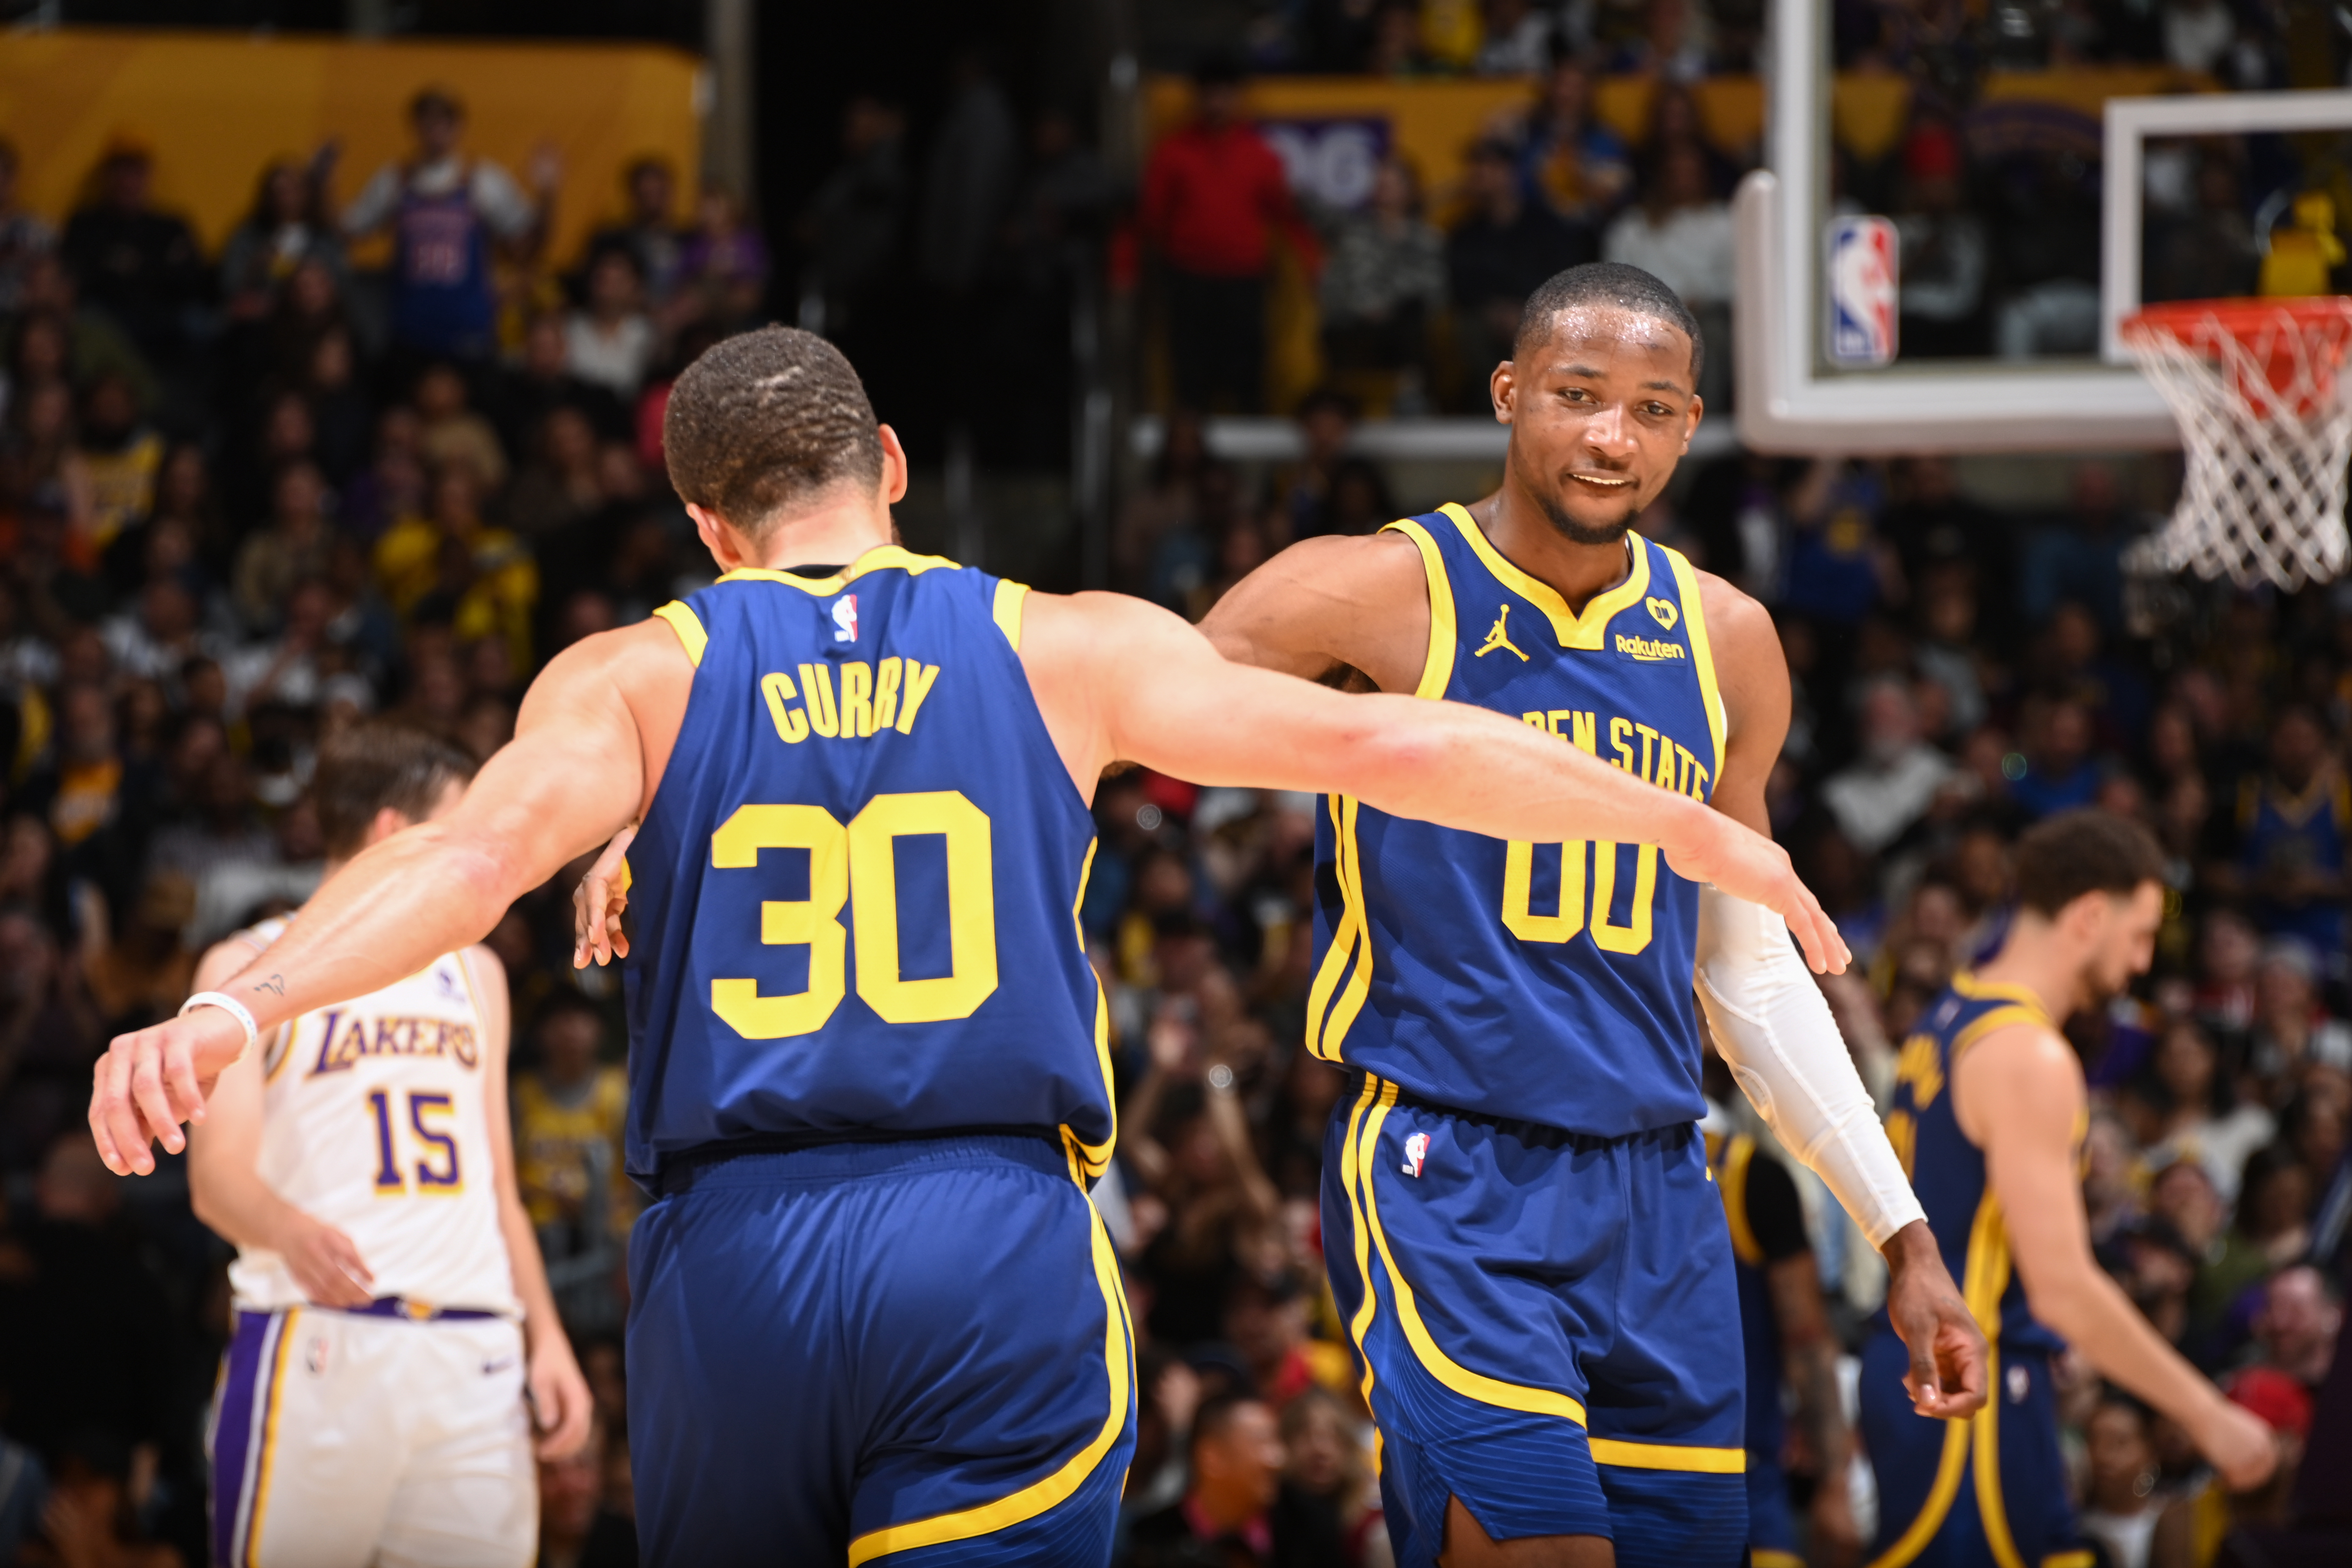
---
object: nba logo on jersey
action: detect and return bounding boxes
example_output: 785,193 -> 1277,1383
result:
1824,215 -> 1898,367
831,595 -> 859,642
1401,1132 -> 1431,1177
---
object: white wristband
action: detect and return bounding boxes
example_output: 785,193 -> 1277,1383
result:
180,991 -> 260,1063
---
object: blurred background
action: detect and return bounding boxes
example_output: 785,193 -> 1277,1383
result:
0,2 -> 2344,1565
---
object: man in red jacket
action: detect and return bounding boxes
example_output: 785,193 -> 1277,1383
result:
1140,52 -> 1320,414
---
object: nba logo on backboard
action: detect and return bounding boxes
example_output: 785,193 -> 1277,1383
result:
1824,216 -> 1898,367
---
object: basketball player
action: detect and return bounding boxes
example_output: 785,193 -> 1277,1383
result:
1194,261 -> 1986,1566
89,327 -> 1841,1566
186,721 -> 591,1568
1864,809 -> 2276,1565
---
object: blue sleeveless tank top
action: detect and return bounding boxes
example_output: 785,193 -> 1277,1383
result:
1309,504 -> 1726,1136
1883,972 -> 2067,1354
620,549 -> 1111,1186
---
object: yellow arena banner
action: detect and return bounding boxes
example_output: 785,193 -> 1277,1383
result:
0,29 -> 702,262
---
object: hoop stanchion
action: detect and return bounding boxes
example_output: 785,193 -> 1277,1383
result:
2121,297 -> 2352,591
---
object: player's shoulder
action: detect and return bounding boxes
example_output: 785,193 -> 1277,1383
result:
1686,564 -> 1775,656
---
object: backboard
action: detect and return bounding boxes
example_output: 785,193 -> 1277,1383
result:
1733,0 -> 2352,455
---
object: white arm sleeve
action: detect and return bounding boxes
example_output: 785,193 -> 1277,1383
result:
1694,884 -> 1925,1248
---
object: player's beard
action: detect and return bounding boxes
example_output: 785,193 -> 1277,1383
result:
1535,484 -> 1641,547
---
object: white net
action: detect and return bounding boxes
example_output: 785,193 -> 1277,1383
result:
2121,300 -> 2352,591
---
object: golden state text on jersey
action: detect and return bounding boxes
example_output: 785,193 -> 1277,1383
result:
621,550 -> 1113,1185
1310,505 -> 1727,1135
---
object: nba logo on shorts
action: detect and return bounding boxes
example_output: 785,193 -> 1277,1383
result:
831,595 -> 859,643
1824,215 -> 1898,367
1401,1132 -> 1430,1177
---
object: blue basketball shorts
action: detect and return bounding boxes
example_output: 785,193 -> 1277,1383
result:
1321,1075 -> 1748,1568
627,1134 -> 1135,1568
1745,1454 -> 1803,1568
1860,1334 -> 2094,1568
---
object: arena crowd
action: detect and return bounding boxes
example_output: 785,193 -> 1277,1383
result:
0,3 -> 2342,1565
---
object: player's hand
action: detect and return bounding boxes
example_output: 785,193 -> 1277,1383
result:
87,1008 -> 247,1176
275,1211 -> 375,1309
1882,1220 -> 1987,1418
1663,807 -> 1850,975
527,1334 -> 595,1460
2200,1397 -> 2280,1493
572,823 -> 636,968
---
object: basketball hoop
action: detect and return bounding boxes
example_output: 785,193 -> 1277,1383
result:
2120,297 -> 2352,591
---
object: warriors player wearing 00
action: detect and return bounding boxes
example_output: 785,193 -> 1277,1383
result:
91,327 -> 1843,1566
187,722 -> 591,1568
1199,262 -> 1987,1566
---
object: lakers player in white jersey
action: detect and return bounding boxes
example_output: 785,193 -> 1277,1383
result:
187,722 -> 592,1568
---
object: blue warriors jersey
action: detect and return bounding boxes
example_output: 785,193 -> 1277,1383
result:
1310,504 -> 1726,1135
1883,975 -> 2066,1354
2237,771 -> 2351,949
620,550 -> 1112,1187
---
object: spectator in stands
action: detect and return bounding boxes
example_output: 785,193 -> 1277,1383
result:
1891,123 -> 1988,359
1821,676 -> 1959,856
218,154 -> 343,324
585,154 -> 688,311
75,372 -> 163,560
0,138 -> 54,316
2247,942 -> 2352,1088
564,245 -> 658,401
230,462 -> 335,633
514,996 -> 633,1331
1446,137 -> 1589,393
2249,1265 -> 2341,1391
1140,53 -> 1319,414
340,86 -> 556,362
60,139 -> 207,369
1316,153 -> 1443,397
796,93 -> 910,343
2076,1392 -> 2166,1568
1476,0 -> 1558,72
1124,1392 -> 1342,1567
672,186 -> 771,336
506,406 -> 607,538
2009,697 -> 2104,820
1517,50 -> 1633,224
412,361 -> 510,491
15,252 -> 156,408
2217,707 -> 2350,954
1601,140 -> 1736,404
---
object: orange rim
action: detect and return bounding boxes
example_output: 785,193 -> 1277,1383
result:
2122,295 -> 2352,342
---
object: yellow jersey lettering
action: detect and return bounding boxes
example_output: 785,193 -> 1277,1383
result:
798,663 -> 841,738
1634,723 -> 1659,781
839,661 -> 875,738
1523,711 -> 1549,729
1688,759 -> 1710,800
1568,710 -> 1597,754
1609,716 -> 1635,772
1674,744 -> 1698,796
896,661 -> 942,734
873,656 -> 904,730
1895,1033 -> 1945,1109
760,672 -> 809,744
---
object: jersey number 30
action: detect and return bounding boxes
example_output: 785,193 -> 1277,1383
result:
709,791 -> 998,1039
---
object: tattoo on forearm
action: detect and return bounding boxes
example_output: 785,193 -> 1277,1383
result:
253,974 -> 286,997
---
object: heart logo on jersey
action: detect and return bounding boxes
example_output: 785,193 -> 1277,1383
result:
1644,596 -> 1680,631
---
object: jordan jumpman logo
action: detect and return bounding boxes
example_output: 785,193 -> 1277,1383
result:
1476,604 -> 1529,661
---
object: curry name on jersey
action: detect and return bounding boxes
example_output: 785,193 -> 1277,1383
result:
622,550 -> 1112,1187
1311,504 -> 1728,1135
230,920 -> 518,1315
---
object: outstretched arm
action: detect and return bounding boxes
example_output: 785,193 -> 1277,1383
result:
1962,1025 -> 2277,1491
92,621 -> 683,1174
1021,588 -> 1847,968
1688,574 -> 1985,1418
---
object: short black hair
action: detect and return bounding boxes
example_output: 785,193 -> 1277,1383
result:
1189,1391 -> 1268,1459
1514,261 -> 1705,387
663,326 -> 885,537
313,720 -> 477,858
2012,809 -> 2166,917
